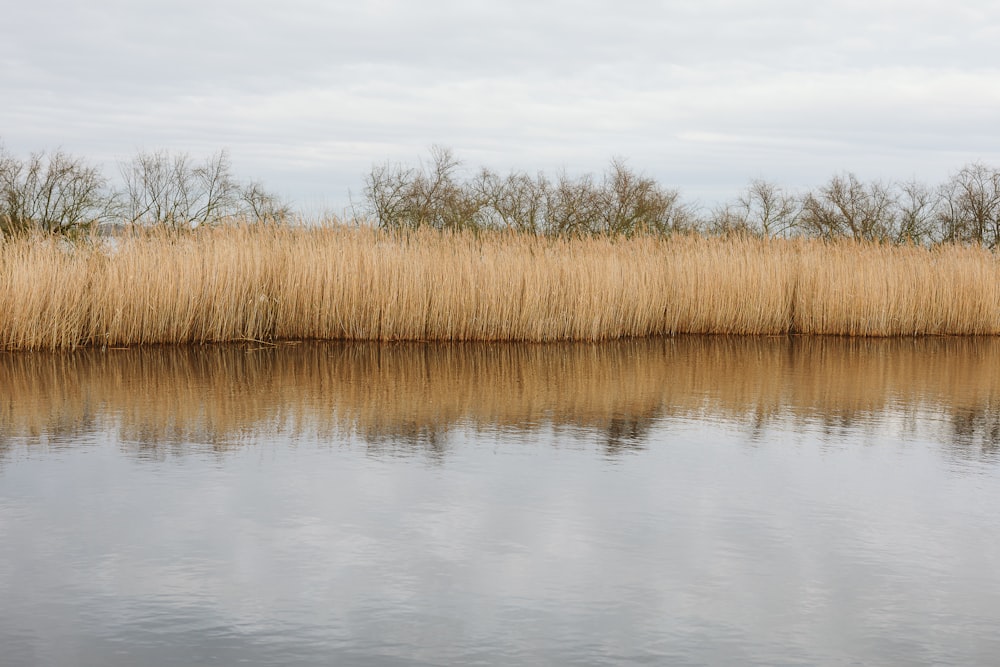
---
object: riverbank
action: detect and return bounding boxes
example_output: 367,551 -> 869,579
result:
2,225 -> 999,349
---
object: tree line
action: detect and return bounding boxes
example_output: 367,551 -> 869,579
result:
0,144 -> 288,236
4,141 -> 1000,248
365,147 -> 1000,247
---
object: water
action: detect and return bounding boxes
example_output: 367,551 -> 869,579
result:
2,338 -> 999,666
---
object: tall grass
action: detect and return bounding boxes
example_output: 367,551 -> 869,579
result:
1,225 -> 999,350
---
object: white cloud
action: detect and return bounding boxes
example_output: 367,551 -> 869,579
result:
3,0 -> 1000,211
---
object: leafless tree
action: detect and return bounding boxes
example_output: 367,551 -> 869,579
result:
241,180 -> 291,223
799,173 -> 898,242
120,150 -> 192,227
120,150 -> 231,228
710,179 -> 799,238
936,162 -> 1000,247
364,159 -> 417,228
469,168 -> 549,233
364,148 -> 696,237
597,159 -> 694,236
192,150 -> 240,225
364,145 -> 482,231
894,179 -> 938,245
540,162 -> 695,237
544,171 -> 601,236
119,149 -> 286,228
362,148 -> 1000,245
0,147 -> 112,235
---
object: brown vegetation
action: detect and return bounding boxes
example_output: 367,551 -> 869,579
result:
1,225 -> 999,350
3,338 -> 998,454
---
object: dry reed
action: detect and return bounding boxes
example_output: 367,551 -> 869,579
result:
1,225 -> 999,350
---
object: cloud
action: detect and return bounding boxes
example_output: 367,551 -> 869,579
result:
3,1 -> 1000,210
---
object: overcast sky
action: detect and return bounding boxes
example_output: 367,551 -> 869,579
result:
2,0 -> 999,214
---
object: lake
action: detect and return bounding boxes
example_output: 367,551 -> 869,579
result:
2,337 -> 999,666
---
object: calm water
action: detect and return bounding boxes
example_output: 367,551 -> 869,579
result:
2,338 -> 999,666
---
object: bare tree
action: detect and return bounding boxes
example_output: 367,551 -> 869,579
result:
542,161 -> 694,237
190,150 -> 239,225
364,148 -> 697,237
364,146 -> 483,231
800,173 -> 897,242
409,145 -> 464,229
544,170 -> 601,236
469,168 -> 550,233
0,147 -> 112,235
241,180 -> 291,223
936,162 -> 1000,247
710,179 -> 799,238
364,159 -> 418,228
894,179 -> 938,245
706,204 -> 750,238
119,149 -> 286,228
416,146 -> 482,231
120,150 -> 195,228
598,159 -> 694,237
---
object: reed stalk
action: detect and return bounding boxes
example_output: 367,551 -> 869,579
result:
1,225 -> 999,350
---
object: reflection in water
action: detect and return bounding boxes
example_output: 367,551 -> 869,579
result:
3,337 -> 1000,666
2,336 -> 999,458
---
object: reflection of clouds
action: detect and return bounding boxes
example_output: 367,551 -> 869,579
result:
4,420 -> 1000,664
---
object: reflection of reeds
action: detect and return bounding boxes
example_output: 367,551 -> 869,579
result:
2,227 -> 1000,350
2,338 -> 998,453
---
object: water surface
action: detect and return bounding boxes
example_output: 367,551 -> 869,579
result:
2,338 -> 999,665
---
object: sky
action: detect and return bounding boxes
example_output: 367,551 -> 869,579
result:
2,0 -> 1000,215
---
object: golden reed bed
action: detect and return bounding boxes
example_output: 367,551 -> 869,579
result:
2,338 -> 998,452
1,225 -> 999,349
